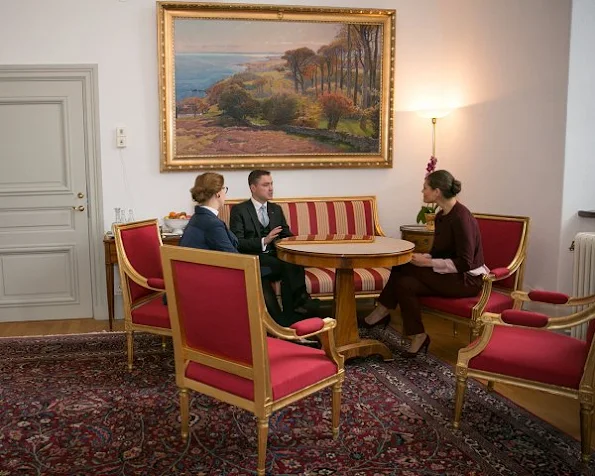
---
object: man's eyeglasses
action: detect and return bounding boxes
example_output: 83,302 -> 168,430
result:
221,186 -> 229,193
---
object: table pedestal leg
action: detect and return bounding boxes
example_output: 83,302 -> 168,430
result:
333,268 -> 393,362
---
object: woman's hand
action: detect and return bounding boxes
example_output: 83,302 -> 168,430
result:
411,253 -> 433,267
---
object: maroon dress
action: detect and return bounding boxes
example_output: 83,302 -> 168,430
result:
378,202 -> 485,335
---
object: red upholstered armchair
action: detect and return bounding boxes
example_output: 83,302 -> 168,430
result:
453,290 -> 595,461
160,245 -> 345,476
113,219 -> 171,371
420,213 -> 530,336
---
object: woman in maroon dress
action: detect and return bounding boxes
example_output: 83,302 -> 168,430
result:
364,170 -> 488,357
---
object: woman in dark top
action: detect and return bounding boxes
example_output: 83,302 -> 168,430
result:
179,172 -> 237,252
363,170 -> 488,357
179,173 -> 290,328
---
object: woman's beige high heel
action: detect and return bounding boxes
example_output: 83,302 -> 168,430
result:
363,304 -> 389,327
402,334 -> 431,358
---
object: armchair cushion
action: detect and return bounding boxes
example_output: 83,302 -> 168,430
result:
185,337 -> 338,401
420,291 -> 513,319
290,318 -> 325,335
527,290 -> 569,304
501,309 -> 548,327
469,326 -> 589,389
131,296 -> 170,329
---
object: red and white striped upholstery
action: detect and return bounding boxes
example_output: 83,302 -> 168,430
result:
221,196 -> 388,299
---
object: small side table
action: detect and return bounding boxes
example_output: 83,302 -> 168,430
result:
399,225 -> 434,253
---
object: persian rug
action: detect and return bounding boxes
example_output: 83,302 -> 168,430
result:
0,328 -> 593,476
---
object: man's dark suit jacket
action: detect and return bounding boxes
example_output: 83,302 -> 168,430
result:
229,200 -> 293,255
179,206 -> 238,253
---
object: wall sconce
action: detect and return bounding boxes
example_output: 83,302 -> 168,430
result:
414,108 -> 453,228
416,109 -> 452,157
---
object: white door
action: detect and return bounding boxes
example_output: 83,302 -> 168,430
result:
0,70 -> 94,321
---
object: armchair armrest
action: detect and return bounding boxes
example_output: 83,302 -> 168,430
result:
478,300 -> 595,332
512,289 -> 595,307
527,290 -> 569,304
489,267 -> 511,280
266,315 -> 344,366
290,317 -> 325,336
500,309 -> 548,328
147,277 -> 165,290
268,316 -> 336,340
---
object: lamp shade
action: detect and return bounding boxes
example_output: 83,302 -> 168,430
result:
416,109 -> 452,119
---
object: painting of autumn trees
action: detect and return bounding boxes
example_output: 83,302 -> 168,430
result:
159,4 -> 395,170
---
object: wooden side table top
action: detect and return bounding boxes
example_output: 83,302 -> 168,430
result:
399,224 -> 434,234
399,224 -> 434,254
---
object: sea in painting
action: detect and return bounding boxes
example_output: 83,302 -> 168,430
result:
175,53 -> 280,101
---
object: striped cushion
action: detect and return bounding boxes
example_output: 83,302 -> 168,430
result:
306,267 -> 390,296
269,267 -> 389,297
279,200 -> 375,236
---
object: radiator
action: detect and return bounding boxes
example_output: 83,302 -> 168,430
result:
571,232 -> 595,340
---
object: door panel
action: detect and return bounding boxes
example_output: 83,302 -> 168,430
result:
0,76 -> 93,321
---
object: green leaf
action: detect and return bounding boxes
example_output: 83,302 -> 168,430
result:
416,208 -> 427,224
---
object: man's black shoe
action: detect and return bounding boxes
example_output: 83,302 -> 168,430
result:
294,337 -> 322,349
295,297 -> 322,316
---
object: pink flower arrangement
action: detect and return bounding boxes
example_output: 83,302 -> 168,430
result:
416,155 -> 439,224
425,155 -> 438,177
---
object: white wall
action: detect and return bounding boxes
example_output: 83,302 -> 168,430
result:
557,0 -> 595,293
0,0 -> 572,291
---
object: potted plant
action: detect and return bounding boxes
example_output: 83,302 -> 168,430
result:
416,155 -> 439,229
416,203 -> 438,226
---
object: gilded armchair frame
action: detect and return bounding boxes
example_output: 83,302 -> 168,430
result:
113,219 -> 172,371
454,291 -> 595,461
422,213 -> 530,335
160,245 -> 345,476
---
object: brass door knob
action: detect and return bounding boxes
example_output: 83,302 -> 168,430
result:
72,205 -> 85,212
77,192 -> 85,198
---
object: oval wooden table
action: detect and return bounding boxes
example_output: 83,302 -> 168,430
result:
275,236 -> 414,361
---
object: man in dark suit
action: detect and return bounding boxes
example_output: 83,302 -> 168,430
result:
230,169 -> 320,323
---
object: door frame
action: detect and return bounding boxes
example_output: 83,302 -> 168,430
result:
0,64 -> 106,320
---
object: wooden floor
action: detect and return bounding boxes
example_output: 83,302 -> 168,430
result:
0,309 -> 588,447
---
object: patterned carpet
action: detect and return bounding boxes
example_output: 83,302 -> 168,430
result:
0,328 -> 593,476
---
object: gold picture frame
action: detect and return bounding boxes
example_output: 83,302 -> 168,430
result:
157,2 -> 396,171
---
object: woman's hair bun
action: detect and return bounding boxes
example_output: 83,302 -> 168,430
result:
451,179 -> 462,196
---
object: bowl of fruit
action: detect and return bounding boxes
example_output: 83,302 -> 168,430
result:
163,211 -> 190,235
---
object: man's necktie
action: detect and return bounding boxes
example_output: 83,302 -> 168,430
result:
259,205 -> 269,227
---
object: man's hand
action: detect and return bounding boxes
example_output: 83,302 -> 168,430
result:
410,253 -> 433,267
263,226 -> 283,245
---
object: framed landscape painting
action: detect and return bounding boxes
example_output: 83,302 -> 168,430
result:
157,2 -> 396,171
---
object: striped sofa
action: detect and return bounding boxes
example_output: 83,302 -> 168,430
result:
220,196 -> 389,300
